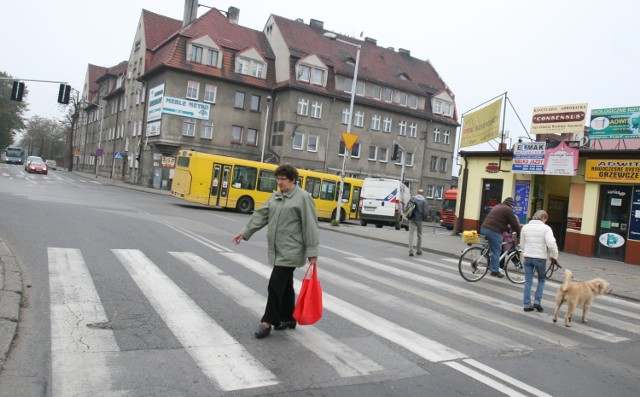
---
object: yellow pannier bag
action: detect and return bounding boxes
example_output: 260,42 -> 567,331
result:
462,230 -> 480,244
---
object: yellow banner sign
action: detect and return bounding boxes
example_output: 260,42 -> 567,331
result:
585,159 -> 640,183
460,98 -> 503,148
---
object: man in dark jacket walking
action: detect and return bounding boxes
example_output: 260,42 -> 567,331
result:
480,197 -> 521,278
407,188 -> 428,256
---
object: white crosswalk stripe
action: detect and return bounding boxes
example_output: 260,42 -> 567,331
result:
113,249 -> 278,391
45,247 -> 640,396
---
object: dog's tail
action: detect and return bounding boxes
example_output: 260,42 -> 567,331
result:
560,269 -> 573,292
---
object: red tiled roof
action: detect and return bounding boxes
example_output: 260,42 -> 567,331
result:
144,8 -> 275,88
271,15 -> 450,97
87,64 -> 107,94
142,9 -> 182,51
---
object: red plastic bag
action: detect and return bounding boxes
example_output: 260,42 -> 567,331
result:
292,263 -> 323,325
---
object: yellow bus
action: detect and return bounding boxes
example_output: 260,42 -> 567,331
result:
171,150 -> 363,222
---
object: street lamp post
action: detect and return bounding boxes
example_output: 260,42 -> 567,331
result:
324,32 -> 361,224
95,105 -> 104,178
260,95 -> 272,162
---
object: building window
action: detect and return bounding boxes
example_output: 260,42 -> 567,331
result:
297,98 -> 309,116
434,127 -> 441,143
356,81 -> 365,96
293,132 -> 304,150
409,95 -> 418,109
434,99 -> 442,114
186,81 -> 199,100
272,134 -> 283,146
190,45 -> 203,63
368,145 -> 377,160
383,88 -> 393,102
307,135 -> 318,152
439,158 -> 448,173
443,102 -> 453,116
430,156 -> 438,171
351,143 -> 361,158
371,114 -> 381,131
394,151 -> 403,165
206,49 -> 218,66
234,91 -> 245,109
253,62 -> 264,78
405,152 -> 414,166
231,126 -> 243,143
373,85 -> 382,100
341,108 -> 351,125
182,118 -> 196,136
398,120 -> 407,136
237,58 -> 249,74
434,186 -> 444,199
201,122 -> 213,139
398,92 -> 408,106
426,185 -> 435,198
311,100 -> 322,119
312,68 -> 324,85
250,95 -> 261,112
379,147 -> 389,162
247,128 -> 258,146
298,65 -> 311,82
409,122 -> 417,138
338,141 -> 346,156
383,116 -> 392,133
344,77 -> 354,93
204,85 -> 217,103
444,129 -> 451,144
354,110 -> 364,127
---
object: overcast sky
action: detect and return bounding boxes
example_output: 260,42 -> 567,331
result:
3,0 -> 639,157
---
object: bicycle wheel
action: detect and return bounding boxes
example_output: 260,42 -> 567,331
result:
503,251 -> 525,284
458,246 -> 489,282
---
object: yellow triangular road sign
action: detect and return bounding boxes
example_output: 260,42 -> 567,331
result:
341,132 -> 359,151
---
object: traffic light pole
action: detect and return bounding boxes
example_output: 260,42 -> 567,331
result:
0,77 -> 71,104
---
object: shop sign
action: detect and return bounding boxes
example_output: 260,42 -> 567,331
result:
630,186 -> 640,241
512,142 -> 545,174
567,217 -> 582,231
530,103 -> 587,135
598,232 -> 625,248
585,160 -> 640,183
161,156 -> 175,168
589,106 -> 640,140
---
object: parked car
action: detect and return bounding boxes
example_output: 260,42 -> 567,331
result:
45,159 -> 57,170
25,156 -> 48,175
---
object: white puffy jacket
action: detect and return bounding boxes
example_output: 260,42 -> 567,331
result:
520,220 -> 559,260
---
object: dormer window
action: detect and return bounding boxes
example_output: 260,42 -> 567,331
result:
433,98 -> 454,117
296,56 -> 327,86
298,65 -> 311,82
187,36 -> 223,69
235,51 -> 267,79
206,49 -> 219,67
190,45 -> 203,63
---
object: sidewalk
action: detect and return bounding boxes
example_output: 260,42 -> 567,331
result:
319,220 -> 640,302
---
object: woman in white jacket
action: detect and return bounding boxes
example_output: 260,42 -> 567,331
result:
520,210 -> 559,312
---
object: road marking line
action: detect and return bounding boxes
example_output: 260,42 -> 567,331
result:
114,249 -> 278,391
173,251 -> 383,377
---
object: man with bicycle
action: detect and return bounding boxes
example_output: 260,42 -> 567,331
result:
480,197 -> 521,278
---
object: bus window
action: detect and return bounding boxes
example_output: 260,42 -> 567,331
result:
258,170 -> 277,192
320,180 -> 336,200
177,156 -> 190,168
342,183 -> 352,201
233,165 -> 257,190
305,177 -> 321,199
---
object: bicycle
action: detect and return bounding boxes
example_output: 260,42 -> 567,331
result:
458,232 -> 525,284
545,258 -> 562,279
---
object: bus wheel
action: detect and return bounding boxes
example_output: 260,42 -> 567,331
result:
331,208 -> 346,223
236,196 -> 254,214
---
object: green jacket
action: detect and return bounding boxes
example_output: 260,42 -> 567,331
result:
240,185 -> 319,267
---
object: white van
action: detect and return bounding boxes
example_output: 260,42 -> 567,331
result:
358,178 -> 410,230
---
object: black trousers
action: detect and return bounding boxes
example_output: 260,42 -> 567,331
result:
261,266 -> 296,325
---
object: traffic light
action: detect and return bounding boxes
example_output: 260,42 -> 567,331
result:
391,142 -> 400,161
57,84 -> 71,104
10,81 -> 25,102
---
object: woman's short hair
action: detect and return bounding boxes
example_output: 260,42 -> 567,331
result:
531,210 -> 548,221
275,163 -> 298,181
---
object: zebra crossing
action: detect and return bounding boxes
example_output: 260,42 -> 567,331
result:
46,246 -> 640,396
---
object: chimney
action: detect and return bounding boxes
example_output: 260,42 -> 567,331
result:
309,19 -> 324,29
227,6 -> 240,24
365,37 -> 377,45
183,0 -> 198,27
399,48 -> 411,56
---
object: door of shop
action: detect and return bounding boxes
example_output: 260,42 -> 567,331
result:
479,179 -> 504,227
595,185 -> 632,261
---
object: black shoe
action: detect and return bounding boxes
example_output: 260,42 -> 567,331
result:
274,320 -> 297,331
490,271 -> 504,278
524,307 -> 534,312
416,251 -> 422,255
254,324 -> 272,338
409,251 -> 414,257
533,304 -> 544,312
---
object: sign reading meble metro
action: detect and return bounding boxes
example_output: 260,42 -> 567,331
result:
530,103 -> 587,135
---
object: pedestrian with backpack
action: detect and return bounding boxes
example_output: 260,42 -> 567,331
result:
405,188 -> 428,256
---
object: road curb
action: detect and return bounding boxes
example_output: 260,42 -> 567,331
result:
0,239 -> 21,370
